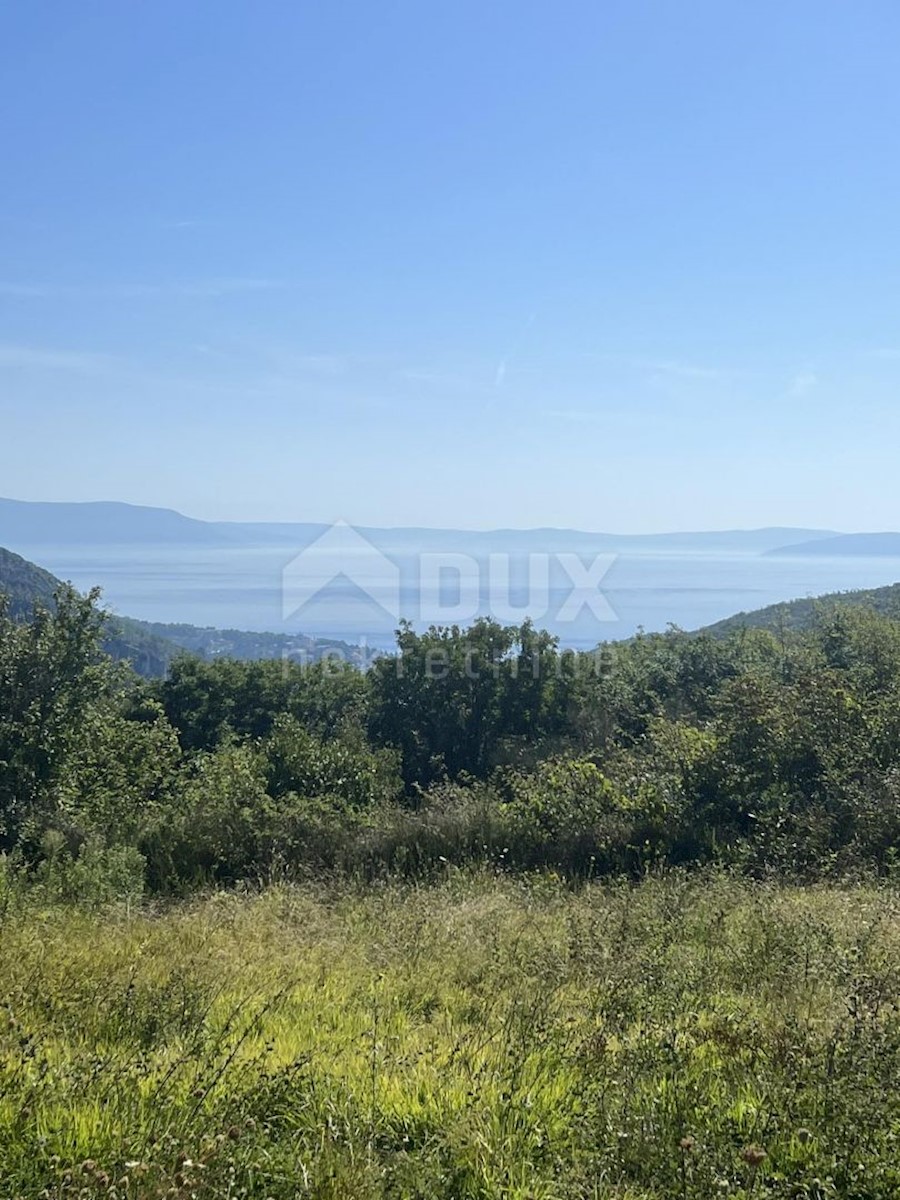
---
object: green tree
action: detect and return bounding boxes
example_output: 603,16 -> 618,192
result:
368,619 -> 570,789
0,587 -> 115,851
153,655 -> 368,752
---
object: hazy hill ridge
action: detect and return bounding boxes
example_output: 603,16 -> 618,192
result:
1,496 -> 839,554
767,532 -> 900,557
0,498 -> 232,545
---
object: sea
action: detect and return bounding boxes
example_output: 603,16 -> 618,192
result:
14,541 -> 900,652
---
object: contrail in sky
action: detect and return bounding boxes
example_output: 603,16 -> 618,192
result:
492,311 -> 537,393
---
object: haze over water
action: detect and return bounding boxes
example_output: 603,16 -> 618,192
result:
16,542 -> 900,650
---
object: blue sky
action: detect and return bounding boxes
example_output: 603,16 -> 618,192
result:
1,0 -> 899,531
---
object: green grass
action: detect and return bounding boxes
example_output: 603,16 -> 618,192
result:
3,870 -> 900,1198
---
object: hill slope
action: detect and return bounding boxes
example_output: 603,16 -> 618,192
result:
0,546 -> 59,618
700,580 -> 900,637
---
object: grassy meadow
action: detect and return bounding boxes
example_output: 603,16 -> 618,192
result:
3,870 -> 900,1199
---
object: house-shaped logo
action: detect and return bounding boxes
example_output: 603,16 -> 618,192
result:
281,520 -> 401,622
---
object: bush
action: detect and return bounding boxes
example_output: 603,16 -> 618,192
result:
31,837 -> 146,907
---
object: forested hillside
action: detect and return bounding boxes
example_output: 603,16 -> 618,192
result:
0,546 -> 58,617
702,579 -> 900,636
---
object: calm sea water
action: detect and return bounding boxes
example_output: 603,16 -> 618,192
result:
16,543 -> 900,650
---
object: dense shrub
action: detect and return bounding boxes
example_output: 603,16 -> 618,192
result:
7,587 -> 900,888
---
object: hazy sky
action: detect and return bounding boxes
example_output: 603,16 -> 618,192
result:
2,1 -> 899,531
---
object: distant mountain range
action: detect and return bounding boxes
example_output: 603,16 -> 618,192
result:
0,545 -> 359,677
0,496 -> 845,555
767,533 -> 900,557
0,498 -> 232,545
